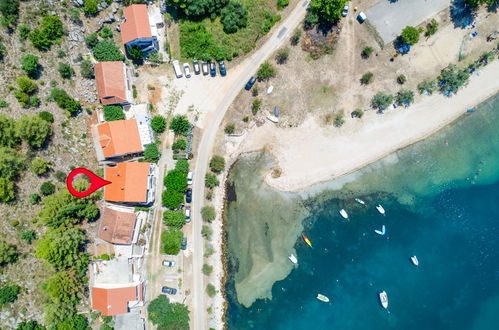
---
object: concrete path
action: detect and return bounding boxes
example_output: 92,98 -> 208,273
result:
366,0 -> 451,44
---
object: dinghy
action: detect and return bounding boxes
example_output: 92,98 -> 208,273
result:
317,294 -> 330,302
288,254 -> 298,264
355,198 -> 366,205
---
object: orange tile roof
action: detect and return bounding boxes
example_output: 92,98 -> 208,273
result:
104,162 -> 151,203
94,62 -> 127,105
97,119 -> 143,159
121,4 -> 152,45
92,283 -> 143,316
99,208 -> 137,244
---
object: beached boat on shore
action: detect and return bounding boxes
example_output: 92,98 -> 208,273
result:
379,291 -> 388,309
317,294 -> 330,302
355,198 -> 366,205
339,209 -> 349,219
302,235 -> 312,248
288,254 -> 298,264
376,204 -> 386,215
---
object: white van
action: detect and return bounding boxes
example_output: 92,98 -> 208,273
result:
172,60 -> 183,78
187,171 -> 193,185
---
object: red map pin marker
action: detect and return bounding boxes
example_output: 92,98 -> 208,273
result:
66,168 -> 111,198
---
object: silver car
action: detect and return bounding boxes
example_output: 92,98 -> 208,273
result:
183,63 -> 191,78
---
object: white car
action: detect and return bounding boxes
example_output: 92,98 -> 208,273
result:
162,260 -> 176,267
185,206 -> 191,222
342,5 -> 349,17
183,63 -> 191,78
187,171 -> 193,185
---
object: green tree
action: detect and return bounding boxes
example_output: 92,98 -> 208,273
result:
309,0 -> 347,22
175,159 -> 189,173
0,115 -> 21,147
80,60 -> 94,79
201,205 -> 216,222
0,0 -> 19,28
20,230 -> 37,244
45,270 -> 80,305
169,115 -> 190,136
277,0 -> 289,10
162,190 -> 184,209
103,105 -> 125,121
401,26 -> 420,45
0,241 -> 18,265
160,229 -> 183,255
16,320 -> 45,330
17,76 -> 38,94
151,115 -> 166,133
163,210 -> 186,229
29,15 -> 64,50
84,32 -> 99,49
0,147 -> 24,180
371,92 -> 393,110
17,115 -> 52,148
40,181 -> 55,195
0,285 -> 20,304
29,193 -> 41,204
144,143 -> 160,162
38,111 -> 54,123
54,314 -> 87,330
257,61 -> 276,81
205,173 -> 219,188
275,47 -> 290,64
0,178 -> 15,202
164,169 -> 188,192
30,158 -> 51,175
99,26 -> 113,39
50,88 -> 82,116
438,64 -> 470,95
172,138 -> 187,151
93,40 -> 125,62
21,54 -> 39,78
147,295 -> 190,329
360,72 -> 374,85
17,24 -> 30,40
396,89 -> 415,106
83,0 -> 98,16
206,283 -> 216,297
202,263 -> 213,275
58,63 -> 73,79
221,1 -> 248,33
417,79 -> 437,95
128,46 -> 144,61
209,155 -> 225,173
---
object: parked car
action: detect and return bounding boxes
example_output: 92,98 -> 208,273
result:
162,260 -> 175,267
187,171 -> 193,185
162,286 -> 177,295
245,77 -> 256,90
185,206 -> 191,222
183,63 -> 191,78
181,236 -> 187,250
160,0 -> 167,13
342,5 -> 349,17
172,60 -> 183,79
185,188 -> 192,203
202,61 -> 209,75
210,61 -> 216,77
193,60 -> 200,75
218,61 -> 227,76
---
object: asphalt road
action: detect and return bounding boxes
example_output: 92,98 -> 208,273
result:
190,2 -> 310,329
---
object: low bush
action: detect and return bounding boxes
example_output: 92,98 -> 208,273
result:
0,285 -> 20,305
30,158 -> 50,175
172,139 -> 187,151
205,174 -> 219,188
209,155 -> 225,172
397,74 -> 407,85
201,206 -> 216,222
224,123 -> 235,134
362,46 -> 373,58
40,181 -> 55,196
103,105 -> 125,121
257,61 -> 276,81
360,72 -> 374,85
202,263 -> 213,275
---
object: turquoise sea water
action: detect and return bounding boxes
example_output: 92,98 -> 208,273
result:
225,94 -> 499,329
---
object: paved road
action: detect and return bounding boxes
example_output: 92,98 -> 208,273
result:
190,1 -> 310,329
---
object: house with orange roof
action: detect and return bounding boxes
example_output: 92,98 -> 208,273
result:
94,62 -> 133,106
92,282 -> 143,316
95,118 -> 153,161
99,207 -> 139,245
104,162 -> 156,205
121,4 -> 159,56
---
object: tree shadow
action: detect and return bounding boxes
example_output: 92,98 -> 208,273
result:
450,0 -> 477,29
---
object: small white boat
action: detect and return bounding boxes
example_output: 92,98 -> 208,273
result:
376,204 -> 385,215
411,256 -> 419,266
374,225 -> 386,235
339,209 -> 349,219
379,291 -> 388,309
288,254 -> 298,264
355,198 -> 366,205
317,294 -> 330,302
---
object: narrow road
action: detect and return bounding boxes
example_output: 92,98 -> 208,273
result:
190,2 -> 309,329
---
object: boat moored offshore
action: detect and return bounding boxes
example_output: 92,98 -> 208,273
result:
379,291 -> 388,309
317,294 -> 330,302
376,204 -> 386,215
355,198 -> 366,205
339,209 -> 349,219
302,235 -> 312,248
411,256 -> 419,266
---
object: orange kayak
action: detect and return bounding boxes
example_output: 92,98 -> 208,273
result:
302,235 -> 312,247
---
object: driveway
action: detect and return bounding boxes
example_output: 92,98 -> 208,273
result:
366,0 -> 451,44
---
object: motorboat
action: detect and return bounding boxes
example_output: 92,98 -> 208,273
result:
302,235 -> 312,248
355,198 -> 366,205
379,291 -> 388,309
339,209 -> 349,219
374,225 -> 386,235
411,256 -> 419,266
376,204 -> 385,215
288,254 -> 298,264
317,294 -> 330,302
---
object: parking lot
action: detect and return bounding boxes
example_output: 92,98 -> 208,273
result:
365,0 -> 451,44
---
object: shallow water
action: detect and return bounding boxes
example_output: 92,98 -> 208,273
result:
225,94 -> 499,329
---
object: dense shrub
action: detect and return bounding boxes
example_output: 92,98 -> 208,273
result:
50,88 -> 82,116
20,230 -> 37,244
0,241 -> 18,265
83,0 -> 98,16
175,159 -> 189,173
58,63 -> 74,79
334,113 -> 345,127
21,54 -> 39,78
80,60 -> 94,79
209,155 -> 225,172
290,28 -> 301,46
29,15 -> 64,50
172,138 -> 187,151
201,206 -> 216,222
45,270 -> 80,305
103,105 -> 125,121
277,0 -> 289,10
164,169 -> 188,193
362,46 -> 373,58
160,229 -> 183,255
0,0 -> 20,28
93,40 -> 125,62
162,190 -> 184,209
38,111 -> 54,123
0,285 -> 20,304
425,19 -> 439,36
224,123 -> 235,134
257,61 -> 276,81
40,181 -> 55,196
30,158 -> 51,175
163,210 -> 185,229
351,109 -> 364,118
205,173 -> 219,188
202,263 -> 213,275
144,143 -> 160,162
151,115 -> 166,133
401,26 -> 420,45
17,115 -> 52,148
84,32 -> 99,49
275,47 -> 290,64
0,178 -> 15,202
397,74 -> 407,85
371,92 -> 393,110
221,1 -> 248,34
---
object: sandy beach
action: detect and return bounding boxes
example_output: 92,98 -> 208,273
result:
233,60 -> 499,193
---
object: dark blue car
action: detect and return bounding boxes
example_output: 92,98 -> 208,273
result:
218,61 -> 227,76
245,77 -> 256,90
186,188 -> 192,203
162,286 -> 177,295
210,61 -> 216,77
